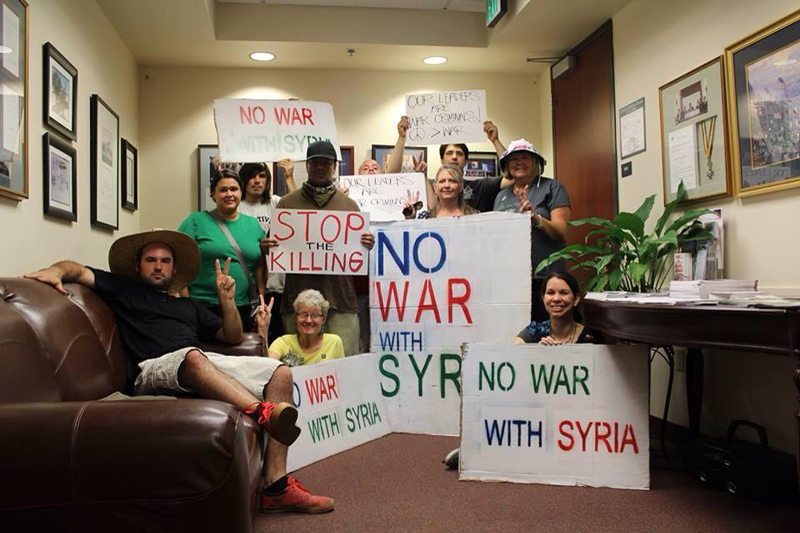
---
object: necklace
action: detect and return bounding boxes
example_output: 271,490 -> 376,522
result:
551,322 -> 577,344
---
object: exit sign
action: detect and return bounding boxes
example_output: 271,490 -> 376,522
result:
486,0 -> 507,28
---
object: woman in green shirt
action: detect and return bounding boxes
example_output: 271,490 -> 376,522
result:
178,169 -> 265,331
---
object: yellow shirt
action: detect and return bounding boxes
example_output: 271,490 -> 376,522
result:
268,334 -> 344,367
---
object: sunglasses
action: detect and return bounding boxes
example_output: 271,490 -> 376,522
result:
402,201 -> 424,217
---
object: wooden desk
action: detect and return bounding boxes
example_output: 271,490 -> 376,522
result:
582,300 -> 800,434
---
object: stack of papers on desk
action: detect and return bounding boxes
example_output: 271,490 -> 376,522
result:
669,279 -> 758,300
585,291 -> 714,305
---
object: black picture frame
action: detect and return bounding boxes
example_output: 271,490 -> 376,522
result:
42,42 -> 77,141
90,94 -> 119,230
464,151 -> 499,180
121,138 -> 137,211
42,132 -> 76,221
371,144 -> 427,173
339,145 -> 355,176
0,0 -> 28,202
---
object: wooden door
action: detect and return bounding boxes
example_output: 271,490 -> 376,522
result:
551,21 -> 617,278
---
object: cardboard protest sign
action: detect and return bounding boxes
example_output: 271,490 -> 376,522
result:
287,354 -> 391,472
459,343 -> 650,490
370,212 -> 531,435
214,99 -> 339,162
268,209 -> 370,276
338,173 -> 427,222
405,90 -> 487,145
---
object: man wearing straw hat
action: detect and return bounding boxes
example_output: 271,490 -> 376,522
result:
24,229 -> 334,514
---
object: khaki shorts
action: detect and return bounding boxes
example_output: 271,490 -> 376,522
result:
134,347 -> 283,400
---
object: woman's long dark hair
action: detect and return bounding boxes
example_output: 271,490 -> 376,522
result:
238,162 -> 272,204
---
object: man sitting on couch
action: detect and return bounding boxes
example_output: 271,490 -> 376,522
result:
24,229 -> 333,514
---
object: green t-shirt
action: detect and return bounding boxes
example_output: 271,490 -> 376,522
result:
268,334 -> 344,367
178,211 -> 265,306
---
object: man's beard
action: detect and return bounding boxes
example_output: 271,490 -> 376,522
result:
143,274 -> 171,289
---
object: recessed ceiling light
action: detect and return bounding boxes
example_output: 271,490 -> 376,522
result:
249,51 -> 276,62
423,56 -> 447,65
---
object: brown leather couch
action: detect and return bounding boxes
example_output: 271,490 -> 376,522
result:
0,277 -> 266,533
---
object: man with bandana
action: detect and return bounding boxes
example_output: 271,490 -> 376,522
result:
271,141 -> 375,356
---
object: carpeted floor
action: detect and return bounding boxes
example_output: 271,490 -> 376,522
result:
257,434 -> 799,532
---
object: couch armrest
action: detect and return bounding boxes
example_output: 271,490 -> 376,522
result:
0,399 -> 262,510
201,332 -> 264,356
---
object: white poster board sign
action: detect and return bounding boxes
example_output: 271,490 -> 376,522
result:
370,212 -> 531,435
213,99 -> 340,162
405,90 -> 487,145
269,209 -> 370,275
287,353 -> 391,472
338,173 -> 427,222
459,343 -> 650,490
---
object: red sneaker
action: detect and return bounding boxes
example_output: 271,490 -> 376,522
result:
261,476 -> 334,514
244,401 -> 300,446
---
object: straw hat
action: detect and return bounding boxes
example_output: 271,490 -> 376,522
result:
108,229 -> 200,292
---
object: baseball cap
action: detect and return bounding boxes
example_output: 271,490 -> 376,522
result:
306,140 -> 338,161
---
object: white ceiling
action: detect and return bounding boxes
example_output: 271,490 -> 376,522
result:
96,0 -> 630,74
219,0 -> 485,11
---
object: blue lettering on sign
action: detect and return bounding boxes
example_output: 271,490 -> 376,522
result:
484,419 -> 543,448
378,330 -> 424,351
376,230 -> 447,276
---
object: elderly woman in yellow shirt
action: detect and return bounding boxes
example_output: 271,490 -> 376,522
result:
256,289 -> 344,366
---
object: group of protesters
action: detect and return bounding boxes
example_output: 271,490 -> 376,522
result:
23,115 -> 594,515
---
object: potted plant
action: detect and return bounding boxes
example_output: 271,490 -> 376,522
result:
536,183 -> 714,293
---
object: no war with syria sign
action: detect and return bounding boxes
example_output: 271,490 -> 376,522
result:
370,212 -> 531,435
459,343 -> 650,490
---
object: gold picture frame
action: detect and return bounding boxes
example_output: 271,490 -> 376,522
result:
658,57 -> 731,205
0,0 -> 28,201
725,9 -> 800,197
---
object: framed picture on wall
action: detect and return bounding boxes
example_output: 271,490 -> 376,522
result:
272,158 -> 307,197
90,94 -> 119,230
121,138 -> 138,211
725,10 -> 800,197
619,97 -> 646,159
0,0 -> 28,201
197,144 -> 219,211
42,132 -> 76,221
371,144 -> 427,173
197,144 -> 246,210
658,57 -> 731,205
43,42 -> 77,141
464,151 -> 499,180
339,145 -> 355,176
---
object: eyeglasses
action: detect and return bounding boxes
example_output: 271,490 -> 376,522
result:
297,312 -> 324,321
402,201 -> 424,216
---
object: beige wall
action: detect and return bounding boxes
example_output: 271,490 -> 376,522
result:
613,0 -> 799,452
0,0 -> 139,275
138,67 -> 540,231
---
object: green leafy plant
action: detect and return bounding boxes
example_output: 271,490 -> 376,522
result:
536,183 -> 715,292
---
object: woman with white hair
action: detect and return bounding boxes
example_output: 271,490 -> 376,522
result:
257,289 -> 344,367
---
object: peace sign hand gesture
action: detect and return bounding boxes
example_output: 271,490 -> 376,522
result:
215,258 -> 236,302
